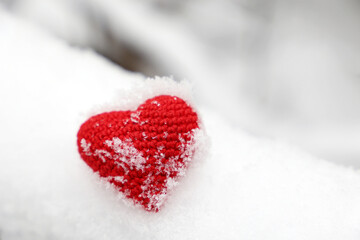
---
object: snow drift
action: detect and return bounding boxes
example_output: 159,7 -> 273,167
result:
0,10 -> 360,240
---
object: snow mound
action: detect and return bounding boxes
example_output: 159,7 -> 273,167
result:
1,10 -> 360,240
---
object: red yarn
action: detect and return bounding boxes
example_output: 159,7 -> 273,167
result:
77,95 -> 199,212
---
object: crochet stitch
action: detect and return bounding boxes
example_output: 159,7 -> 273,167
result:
77,95 -> 200,211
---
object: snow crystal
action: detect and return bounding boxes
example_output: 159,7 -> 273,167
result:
81,138 -> 123,163
151,100 -> 160,106
105,137 -> 146,169
130,111 -> 140,123
106,176 -> 126,184
94,149 -> 112,163
80,139 -> 91,156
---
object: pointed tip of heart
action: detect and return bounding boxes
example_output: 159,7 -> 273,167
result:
77,95 -> 203,212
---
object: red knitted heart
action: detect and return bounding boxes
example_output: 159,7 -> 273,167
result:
77,95 -> 199,212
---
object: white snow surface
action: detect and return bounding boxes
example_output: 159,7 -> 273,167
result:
1,10 -> 360,240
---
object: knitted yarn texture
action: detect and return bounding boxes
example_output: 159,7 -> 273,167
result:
77,95 -> 200,211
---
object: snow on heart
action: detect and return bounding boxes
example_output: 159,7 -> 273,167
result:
77,95 -> 202,212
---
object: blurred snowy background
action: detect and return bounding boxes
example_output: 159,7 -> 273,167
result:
1,0 -> 359,167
